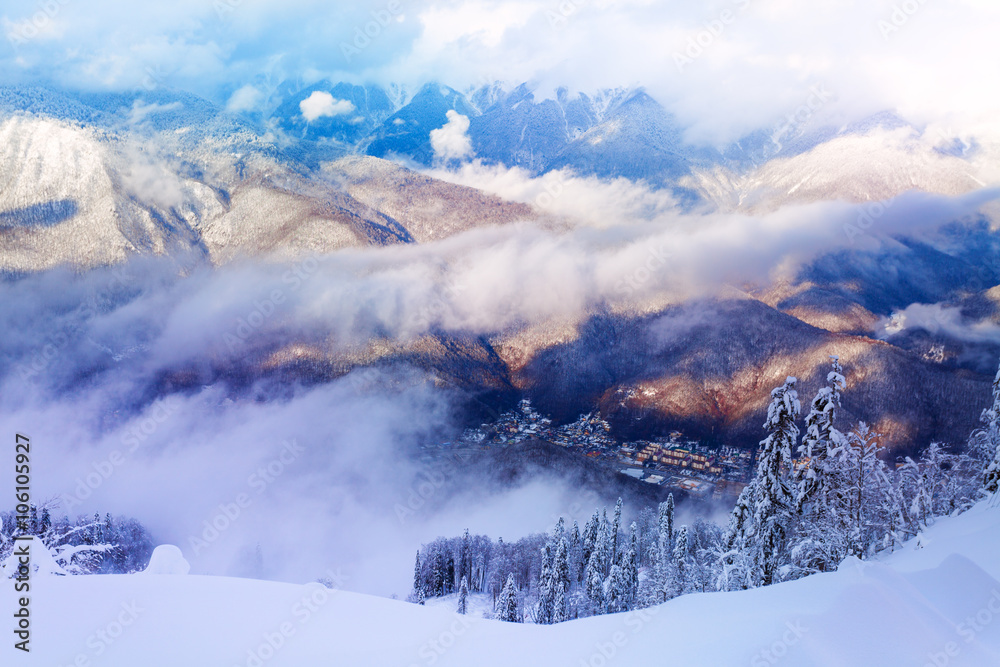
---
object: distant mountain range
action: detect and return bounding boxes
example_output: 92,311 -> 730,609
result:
1,80 -> 991,206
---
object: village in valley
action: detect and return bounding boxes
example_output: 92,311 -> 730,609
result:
420,399 -> 756,503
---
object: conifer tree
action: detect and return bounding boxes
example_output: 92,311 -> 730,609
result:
537,544 -> 554,624
553,538 -> 570,597
552,581 -> 568,623
673,524 -> 689,596
497,574 -> 520,622
413,551 -> 425,604
980,359 -> 1000,493
605,563 -> 625,613
552,517 -> 566,544
656,495 -> 675,601
457,576 -> 469,615
611,498 -> 623,561
661,494 -> 675,545
620,526 -> 639,610
726,376 -> 799,588
581,511 -> 600,581
570,520 -> 583,583
585,549 -> 605,609
796,356 -> 847,512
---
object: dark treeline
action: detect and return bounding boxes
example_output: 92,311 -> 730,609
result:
0,505 -> 155,574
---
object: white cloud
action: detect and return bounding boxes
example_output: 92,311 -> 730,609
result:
127,100 -> 182,126
226,84 -> 263,112
299,91 -> 356,122
424,160 -> 678,228
878,303 -> 1000,344
429,109 -> 473,161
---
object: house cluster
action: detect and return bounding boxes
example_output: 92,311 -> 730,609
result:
630,441 -> 724,475
550,413 -> 616,451
477,399 -> 553,445
438,399 -> 756,497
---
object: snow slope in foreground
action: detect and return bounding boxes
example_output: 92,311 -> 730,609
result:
5,500 -> 1000,667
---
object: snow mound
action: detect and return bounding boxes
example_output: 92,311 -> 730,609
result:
141,545 -> 190,575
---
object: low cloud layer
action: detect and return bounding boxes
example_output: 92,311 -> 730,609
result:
879,302 -> 1000,344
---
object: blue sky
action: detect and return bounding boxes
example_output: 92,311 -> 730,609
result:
1,0 -> 998,144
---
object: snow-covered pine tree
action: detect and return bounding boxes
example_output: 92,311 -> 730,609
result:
570,520 -> 583,584
717,485 -> 753,592
457,576 -> 469,615
599,509 -> 612,576
553,538 -> 570,598
665,494 -> 674,541
795,356 -> 847,512
605,563 -> 627,613
497,574 -> 520,622
788,359 -> 851,577
656,494 -> 675,601
459,528 -> 470,587
536,544 -> 554,624
689,518 -> 722,593
621,526 -> 639,610
611,498 -> 623,561
979,359 -> 1000,493
581,511 -> 599,582
585,549 -> 605,610
552,517 -> 566,544
728,376 -> 799,588
553,581 -> 568,623
985,449 -> 1000,495
672,524 -> 689,597
413,551 -> 425,604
